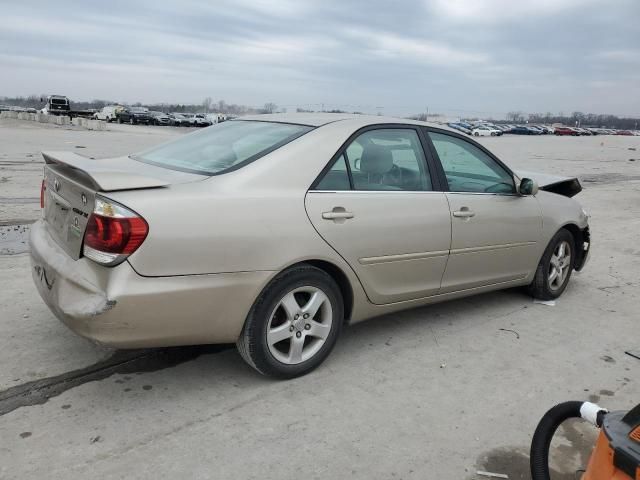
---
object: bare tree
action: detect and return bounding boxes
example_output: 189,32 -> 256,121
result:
506,111 -> 524,123
262,102 -> 278,114
202,97 -> 212,113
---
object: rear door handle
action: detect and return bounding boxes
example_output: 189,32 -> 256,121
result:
322,207 -> 354,222
452,208 -> 475,218
322,211 -> 354,220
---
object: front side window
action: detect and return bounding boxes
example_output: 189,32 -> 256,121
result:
428,132 -> 515,194
133,121 -> 312,175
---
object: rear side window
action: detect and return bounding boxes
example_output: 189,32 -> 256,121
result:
133,121 -> 313,175
314,128 -> 432,191
315,155 -> 351,190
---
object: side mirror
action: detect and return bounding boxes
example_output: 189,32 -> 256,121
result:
519,178 -> 539,196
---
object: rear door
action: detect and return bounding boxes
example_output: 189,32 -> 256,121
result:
305,126 -> 451,305
425,130 -> 542,292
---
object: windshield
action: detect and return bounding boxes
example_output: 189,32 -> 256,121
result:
51,98 -> 67,105
133,120 -> 313,175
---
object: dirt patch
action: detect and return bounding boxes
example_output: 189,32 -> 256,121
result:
0,345 -> 229,416
473,419 -> 597,479
580,173 -> 640,185
0,224 -> 31,255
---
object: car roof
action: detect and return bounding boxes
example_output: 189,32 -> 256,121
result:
237,112 -> 460,134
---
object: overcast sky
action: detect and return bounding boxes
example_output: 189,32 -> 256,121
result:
2,0 -> 639,117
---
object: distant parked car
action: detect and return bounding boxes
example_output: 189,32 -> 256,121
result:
169,113 -> 190,127
149,111 -> 172,126
180,113 -> 210,127
616,130 -> 634,136
554,127 -> 579,136
447,123 -> 472,135
193,114 -> 212,127
509,126 -> 537,135
206,113 -> 227,124
471,126 -> 502,137
94,105 -> 122,122
117,107 -> 152,125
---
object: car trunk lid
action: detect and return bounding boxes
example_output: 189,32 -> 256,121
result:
41,151 -> 205,260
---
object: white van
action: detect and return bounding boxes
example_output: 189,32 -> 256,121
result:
94,105 -> 123,122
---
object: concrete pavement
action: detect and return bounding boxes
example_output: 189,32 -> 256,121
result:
0,119 -> 638,479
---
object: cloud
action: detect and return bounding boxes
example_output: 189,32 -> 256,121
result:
428,0 -> 601,23
1,0 -> 639,116
345,28 -> 488,67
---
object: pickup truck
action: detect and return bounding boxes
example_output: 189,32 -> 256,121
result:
117,107 -> 152,125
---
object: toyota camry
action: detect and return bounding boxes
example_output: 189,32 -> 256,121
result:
30,114 -> 590,378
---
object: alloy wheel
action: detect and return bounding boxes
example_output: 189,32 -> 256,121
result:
266,286 -> 333,365
548,240 -> 572,291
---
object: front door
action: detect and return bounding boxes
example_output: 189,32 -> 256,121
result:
305,127 -> 451,304
426,131 -> 542,292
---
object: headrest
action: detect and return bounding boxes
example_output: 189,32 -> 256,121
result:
360,144 -> 393,175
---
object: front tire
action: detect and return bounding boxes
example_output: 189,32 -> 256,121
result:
237,265 -> 343,378
527,229 -> 575,300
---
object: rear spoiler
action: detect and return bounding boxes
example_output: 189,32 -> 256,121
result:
42,151 -> 170,192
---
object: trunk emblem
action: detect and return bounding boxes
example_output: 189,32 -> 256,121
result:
54,179 -> 61,192
81,193 -> 87,205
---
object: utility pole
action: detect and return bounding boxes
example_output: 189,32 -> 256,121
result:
426,106 -> 429,122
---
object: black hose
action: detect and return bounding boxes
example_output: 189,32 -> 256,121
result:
530,401 -> 584,480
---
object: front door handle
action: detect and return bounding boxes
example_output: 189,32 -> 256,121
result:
322,207 -> 354,222
452,208 -> 475,218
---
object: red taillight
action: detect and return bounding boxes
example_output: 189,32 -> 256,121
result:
40,179 -> 46,209
84,215 -> 148,255
82,197 -> 148,266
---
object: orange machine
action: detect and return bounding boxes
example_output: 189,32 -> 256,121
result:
530,401 -> 640,480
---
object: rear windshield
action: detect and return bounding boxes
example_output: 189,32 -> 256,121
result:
51,98 -> 67,105
133,120 -> 313,175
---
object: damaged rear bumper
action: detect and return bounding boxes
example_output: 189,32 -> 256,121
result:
29,220 -> 273,348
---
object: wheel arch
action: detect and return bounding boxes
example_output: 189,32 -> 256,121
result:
559,222 -> 589,270
281,259 -> 354,324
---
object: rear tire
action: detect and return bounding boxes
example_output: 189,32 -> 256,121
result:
526,229 -> 575,300
237,265 -> 343,378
